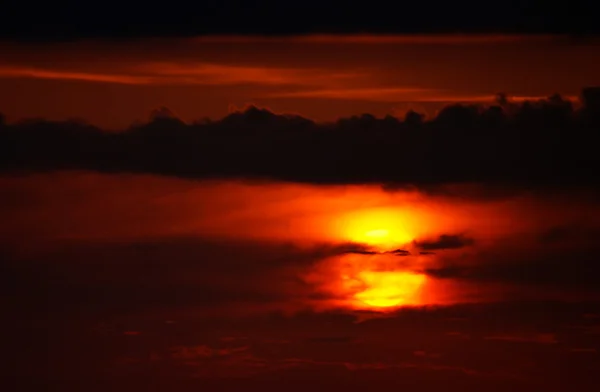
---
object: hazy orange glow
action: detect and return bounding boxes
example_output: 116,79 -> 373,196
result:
4,173 -> 600,312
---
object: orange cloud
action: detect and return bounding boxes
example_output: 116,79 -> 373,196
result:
0,62 -> 362,87
0,66 -> 152,84
130,62 -> 361,86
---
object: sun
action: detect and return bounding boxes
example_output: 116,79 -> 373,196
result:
351,270 -> 427,308
336,208 -> 415,250
364,228 -> 390,240
330,206 -> 428,310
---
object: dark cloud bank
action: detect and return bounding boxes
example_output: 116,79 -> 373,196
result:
2,88 -> 600,188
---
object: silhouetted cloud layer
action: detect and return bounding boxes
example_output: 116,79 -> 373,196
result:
2,89 -> 600,186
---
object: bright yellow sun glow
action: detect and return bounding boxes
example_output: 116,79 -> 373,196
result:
337,208 -> 416,250
364,229 -> 390,239
353,271 -> 427,308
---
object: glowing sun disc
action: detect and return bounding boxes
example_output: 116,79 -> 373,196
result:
336,208 -> 415,249
364,229 -> 390,239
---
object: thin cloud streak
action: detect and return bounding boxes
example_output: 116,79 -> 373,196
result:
270,89 -> 580,103
270,87 -> 435,101
130,62 -> 362,86
6,63 -> 516,103
0,66 -> 153,85
0,63 -> 363,87
414,95 -> 581,103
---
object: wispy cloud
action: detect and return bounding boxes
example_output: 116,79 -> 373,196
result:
0,62 -> 361,87
0,66 -> 152,84
131,62 -> 361,86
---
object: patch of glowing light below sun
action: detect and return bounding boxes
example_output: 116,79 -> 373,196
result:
352,271 -> 427,308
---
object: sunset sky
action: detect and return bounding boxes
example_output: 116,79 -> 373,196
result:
3,2 -> 600,392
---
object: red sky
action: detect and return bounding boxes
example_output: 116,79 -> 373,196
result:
4,34 -> 600,392
0,34 -> 598,127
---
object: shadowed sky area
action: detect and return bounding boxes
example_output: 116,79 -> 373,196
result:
3,31 -> 600,392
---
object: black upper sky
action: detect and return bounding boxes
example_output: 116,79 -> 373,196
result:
1,0 -> 598,41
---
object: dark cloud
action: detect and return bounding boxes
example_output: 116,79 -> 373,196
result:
2,91 -> 600,188
340,246 -> 412,256
425,241 -> 600,291
388,249 -> 411,256
415,234 -> 475,251
338,244 -> 379,255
